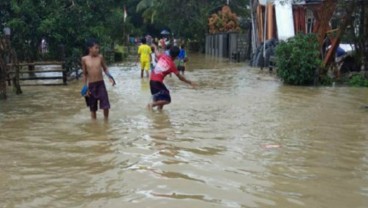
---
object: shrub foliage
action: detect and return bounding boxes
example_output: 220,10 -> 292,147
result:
275,34 -> 322,85
349,74 -> 368,87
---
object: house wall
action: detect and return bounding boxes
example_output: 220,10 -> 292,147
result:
205,31 -> 251,61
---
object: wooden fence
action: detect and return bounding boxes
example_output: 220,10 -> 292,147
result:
7,61 -> 66,86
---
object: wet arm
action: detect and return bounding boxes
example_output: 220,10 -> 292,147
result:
152,44 -> 161,57
102,56 -> 116,85
101,56 -> 108,73
176,73 -> 193,86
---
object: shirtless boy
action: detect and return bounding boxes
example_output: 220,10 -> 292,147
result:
82,39 -> 116,119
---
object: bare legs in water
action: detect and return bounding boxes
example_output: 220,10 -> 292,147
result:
91,109 -> 109,119
147,100 -> 170,111
141,69 -> 149,78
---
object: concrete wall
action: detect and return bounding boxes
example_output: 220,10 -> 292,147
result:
205,31 -> 250,61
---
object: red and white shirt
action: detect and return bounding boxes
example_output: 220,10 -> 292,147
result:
150,54 -> 179,82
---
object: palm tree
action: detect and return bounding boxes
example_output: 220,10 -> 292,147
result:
136,0 -> 159,23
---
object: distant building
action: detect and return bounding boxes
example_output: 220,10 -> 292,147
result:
251,0 -> 324,46
249,0 -> 325,68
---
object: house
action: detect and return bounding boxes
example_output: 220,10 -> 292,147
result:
252,0 -> 324,46
250,0 -> 326,68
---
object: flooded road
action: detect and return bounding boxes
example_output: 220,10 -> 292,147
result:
1,54 -> 368,208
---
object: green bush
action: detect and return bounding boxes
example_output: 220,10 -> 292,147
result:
275,34 -> 322,85
319,75 -> 333,86
349,74 -> 368,87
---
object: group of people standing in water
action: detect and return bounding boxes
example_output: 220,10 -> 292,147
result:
81,37 -> 195,120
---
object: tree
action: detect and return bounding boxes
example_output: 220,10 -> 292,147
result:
322,0 -> 357,67
2,0 -> 127,63
136,0 -> 249,41
208,5 -> 241,34
275,0 -> 362,72
351,0 -> 368,70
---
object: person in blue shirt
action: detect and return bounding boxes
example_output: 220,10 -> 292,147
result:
177,44 -> 188,75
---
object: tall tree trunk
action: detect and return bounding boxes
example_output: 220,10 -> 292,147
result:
364,1 -> 368,70
323,0 -> 357,66
0,37 -> 22,99
0,38 -> 8,99
313,0 -> 337,48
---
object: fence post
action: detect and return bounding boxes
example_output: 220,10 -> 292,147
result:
59,44 -> 67,85
0,39 -> 6,99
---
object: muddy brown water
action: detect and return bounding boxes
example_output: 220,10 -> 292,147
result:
1,54 -> 368,208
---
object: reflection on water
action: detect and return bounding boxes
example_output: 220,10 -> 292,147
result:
1,54 -> 368,208
140,79 -> 150,93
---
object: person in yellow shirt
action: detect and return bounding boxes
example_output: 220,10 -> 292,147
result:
138,37 -> 152,78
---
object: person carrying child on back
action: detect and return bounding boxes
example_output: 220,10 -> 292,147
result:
148,46 -> 195,111
82,39 -> 116,120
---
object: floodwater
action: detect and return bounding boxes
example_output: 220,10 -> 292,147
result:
1,54 -> 368,208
